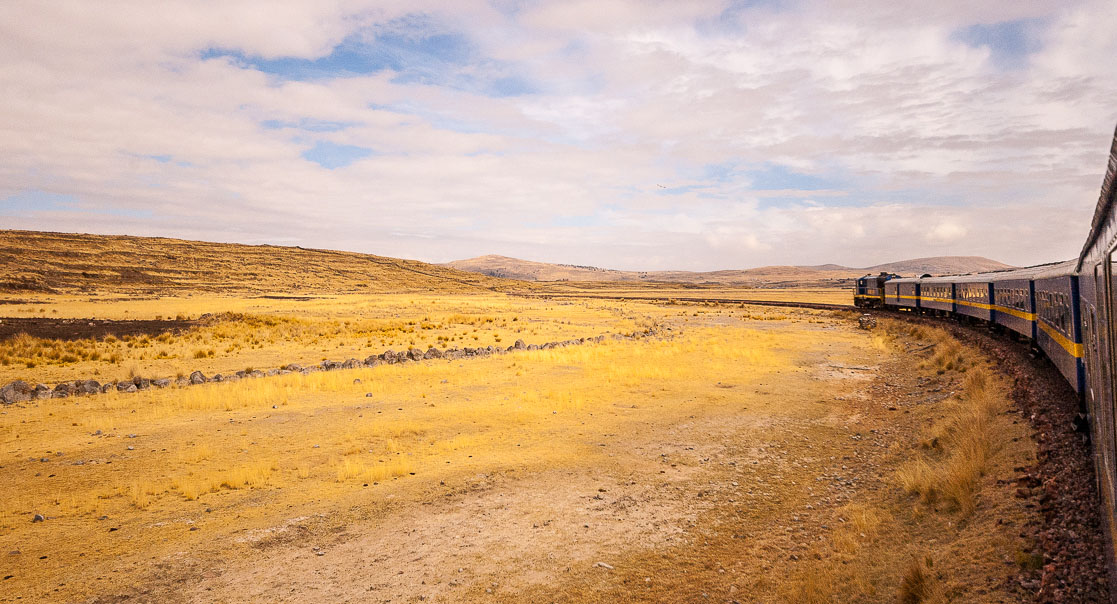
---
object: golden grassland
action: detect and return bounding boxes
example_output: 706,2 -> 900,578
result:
0,293 -> 671,385
0,294 -> 1039,603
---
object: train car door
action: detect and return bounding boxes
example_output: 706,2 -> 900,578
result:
1103,257 -> 1117,507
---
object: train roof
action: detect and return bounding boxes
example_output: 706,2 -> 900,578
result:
1078,124 -> 1117,270
885,260 -> 1077,284
1030,259 -> 1079,280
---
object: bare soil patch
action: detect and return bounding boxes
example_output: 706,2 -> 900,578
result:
0,317 -> 195,342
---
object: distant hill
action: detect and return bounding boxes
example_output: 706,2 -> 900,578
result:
865,256 -> 1013,276
443,254 -> 1015,286
0,230 -> 518,295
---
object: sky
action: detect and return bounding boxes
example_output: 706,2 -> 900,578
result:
1,1 -> 1116,271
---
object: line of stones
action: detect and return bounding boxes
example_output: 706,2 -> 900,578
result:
0,329 -> 658,405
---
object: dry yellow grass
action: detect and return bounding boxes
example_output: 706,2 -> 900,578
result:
898,366 -> 1008,515
0,293 -> 657,385
0,299 -> 867,602
0,291 -> 1040,603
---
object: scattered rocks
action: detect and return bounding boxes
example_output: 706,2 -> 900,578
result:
0,380 -> 33,404
857,314 -> 877,330
0,330 -> 652,410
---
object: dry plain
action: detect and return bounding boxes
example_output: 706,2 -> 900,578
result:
0,288 -> 1043,603
0,231 -> 1047,603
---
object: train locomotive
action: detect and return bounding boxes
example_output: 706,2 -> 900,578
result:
853,125 -> 1117,555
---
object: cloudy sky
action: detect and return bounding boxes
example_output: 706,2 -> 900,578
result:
2,1 -> 1115,270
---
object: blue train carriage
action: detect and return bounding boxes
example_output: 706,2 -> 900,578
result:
951,273 -> 994,322
1075,124 -> 1117,536
884,277 -> 920,309
987,264 -> 1062,340
1032,262 -> 1085,395
917,276 -> 955,315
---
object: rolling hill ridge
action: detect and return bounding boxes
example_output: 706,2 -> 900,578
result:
444,255 -> 1015,284
0,230 -> 517,295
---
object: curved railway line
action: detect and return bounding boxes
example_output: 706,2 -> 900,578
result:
524,293 -> 854,311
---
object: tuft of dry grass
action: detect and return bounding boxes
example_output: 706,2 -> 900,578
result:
898,365 -> 1008,515
898,558 -> 944,604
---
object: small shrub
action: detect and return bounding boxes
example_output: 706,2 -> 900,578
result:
898,558 -> 939,604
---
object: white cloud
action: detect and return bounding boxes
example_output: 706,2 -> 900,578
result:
0,0 -> 1114,271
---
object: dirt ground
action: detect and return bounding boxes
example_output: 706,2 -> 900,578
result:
0,317 -> 195,342
0,305 -> 1066,604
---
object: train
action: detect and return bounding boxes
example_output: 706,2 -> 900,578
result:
853,125 -> 1117,553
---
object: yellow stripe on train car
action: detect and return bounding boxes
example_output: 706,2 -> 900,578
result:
1037,320 -> 1084,358
990,305 -> 1036,321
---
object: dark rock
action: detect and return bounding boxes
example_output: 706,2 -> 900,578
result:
424,347 -> 443,360
101,383 -> 115,394
211,374 -> 224,383
152,378 -> 171,388
341,358 -> 361,369
51,390 -> 69,399
54,382 -> 76,395
364,355 -> 380,366
188,371 -> 207,385
116,382 -> 137,393
132,377 -> 152,390
513,339 -> 526,350
79,380 -> 101,395
283,364 -> 303,373
33,384 -> 51,400
31,513 -> 44,523
407,349 -> 424,362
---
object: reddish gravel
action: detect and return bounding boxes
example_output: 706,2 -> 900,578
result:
894,312 -> 1112,603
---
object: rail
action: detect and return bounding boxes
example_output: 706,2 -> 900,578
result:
520,293 -> 854,311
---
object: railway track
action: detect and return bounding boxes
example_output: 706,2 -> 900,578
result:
521,293 -> 855,311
